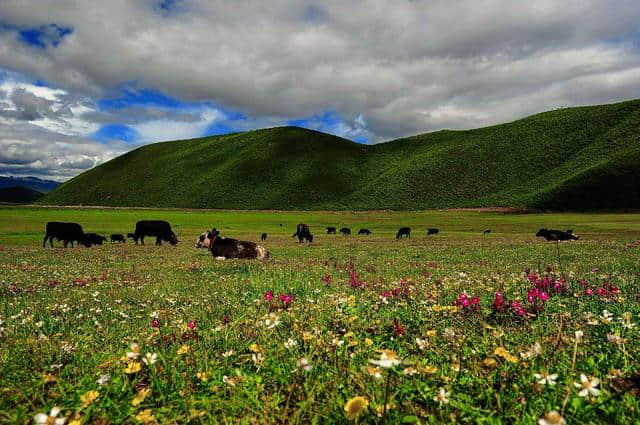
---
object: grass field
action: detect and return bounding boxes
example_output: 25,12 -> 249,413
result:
1,206 -> 640,424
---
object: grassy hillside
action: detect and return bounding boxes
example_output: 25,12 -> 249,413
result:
0,186 -> 43,203
43,99 -> 640,210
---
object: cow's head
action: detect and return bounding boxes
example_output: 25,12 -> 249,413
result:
167,232 -> 178,246
195,231 -> 210,248
535,229 -> 548,237
80,235 -> 92,248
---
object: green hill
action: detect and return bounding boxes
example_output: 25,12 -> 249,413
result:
0,186 -> 44,204
42,99 -> 640,210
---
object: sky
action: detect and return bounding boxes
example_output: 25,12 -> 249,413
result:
0,1 -> 639,181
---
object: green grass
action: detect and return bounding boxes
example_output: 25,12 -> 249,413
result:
42,99 -> 640,210
1,206 -> 640,424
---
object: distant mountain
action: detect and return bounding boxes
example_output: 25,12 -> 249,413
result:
42,99 -> 640,210
0,176 -> 60,193
0,186 -> 44,203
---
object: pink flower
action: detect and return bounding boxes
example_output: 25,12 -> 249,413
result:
393,318 -> 405,336
151,318 -> 159,328
493,292 -> 505,312
511,301 -> 526,317
279,293 -> 293,308
188,320 -> 196,331
382,291 -> 391,299
264,291 -> 274,302
322,274 -> 331,285
584,288 -> 594,296
349,269 -> 364,288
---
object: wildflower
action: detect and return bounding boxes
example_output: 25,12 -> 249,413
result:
223,375 -> 242,386
344,396 -> 369,420
574,330 -> 584,341
126,342 -> 141,359
188,320 -> 196,331
538,411 -> 566,425
433,387 -> 450,405
284,338 -> 298,350
415,337 -> 429,350
252,352 -> 264,367
369,350 -> 402,368
510,300 -> 527,317
364,338 -> 373,347
124,361 -> 141,374
365,366 -> 383,380
43,373 -> 57,383
34,407 -> 66,425
322,274 -> 331,285
534,372 -> 558,386
279,293 -> 294,308
196,371 -> 208,382
454,291 -> 479,312
607,334 -> 626,345
222,350 -> 235,358
494,347 -> 518,363
150,318 -> 159,328
249,343 -> 262,353
264,313 -> 280,329
521,342 -> 542,360
403,367 -> 418,376
600,310 -> 613,324
177,345 -> 190,355
131,388 -> 151,406
142,352 -> 158,365
135,409 -> 156,425
574,374 -> 600,397
621,312 -> 636,329
493,292 -> 506,312
392,318 -> 405,336
96,374 -> 110,386
297,357 -> 312,372
79,390 -> 99,408
264,291 -> 274,302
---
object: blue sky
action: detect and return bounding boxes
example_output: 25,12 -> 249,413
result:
0,1 -> 639,180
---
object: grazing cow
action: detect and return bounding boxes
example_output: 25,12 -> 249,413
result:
536,229 -> 579,241
85,233 -> 107,245
483,229 -> 491,236
358,229 -> 372,235
134,220 -> 178,246
340,227 -> 351,236
396,227 -> 411,239
292,224 -> 313,243
43,222 -> 91,248
126,232 -> 137,242
111,234 -> 126,243
261,233 -> 267,241
326,226 -> 337,234
427,228 -> 440,236
208,233 -> 269,260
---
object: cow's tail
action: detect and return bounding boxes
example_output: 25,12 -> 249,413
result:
256,245 -> 269,260
291,231 -> 298,238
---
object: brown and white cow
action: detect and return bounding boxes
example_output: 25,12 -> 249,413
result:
195,229 -> 269,260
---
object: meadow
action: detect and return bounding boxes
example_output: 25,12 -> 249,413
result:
1,206 -> 639,424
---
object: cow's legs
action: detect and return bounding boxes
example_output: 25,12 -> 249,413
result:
43,233 -> 50,248
155,237 -> 161,246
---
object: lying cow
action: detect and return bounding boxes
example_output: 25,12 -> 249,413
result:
340,227 -> 351,236
326,226 -> 336,234
536,229 -> 579,241
43,222 -> 91,248
195,230 -> 268,259
358,229 -> 372,235
427,228 -> 440,236
195,228 -> 221,249
396,227 -> 411,239
134,220 -> 178,246
85,233 -> 107,245
293,224 -> 313,243
111,234 -> 126,243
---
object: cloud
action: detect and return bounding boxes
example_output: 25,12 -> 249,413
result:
0,0 -> 638,178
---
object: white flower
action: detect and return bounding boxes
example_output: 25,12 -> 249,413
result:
369,350 -> 403,369
433,387 -> 450,405
574,374 -> 600,397
621,312 -> 636,329
126,343 -> 140,359
143,352 -> 158,365
534,372 -> 558,386
332,338 -> 344,347
252,352 -> 264,367
296,357 -> 312,372
96,374 -> 111,386
574,330 -> 584,341
415,338 -> 429,350
403,367 -> 418,376
34,407 -> 66,425
264,313 -> 280,329
538,410 -> 566,425
365,366 -> 383,380
284,338 -> 298,350
600,310 -> 613,324
222,350 -> 235,358
607,334 -> 625,345
521,342 -> 542,359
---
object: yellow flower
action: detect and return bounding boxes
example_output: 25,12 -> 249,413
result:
196,371 -> 208,382
132,388 -> 151,406
494,347 -> 518,363
482,358 -> 498,369
302,332 -> 313,341
249,343 -> 262,353
80,390 -> 99,408
344,396 -> 369,420
364,338 -> 373,347
124,361 -> 142,374
425,330 -> 437,337
135,409 -> 157,424
42,373 -> 57,383
419,365 -> 438,375
177,345 -> 190,355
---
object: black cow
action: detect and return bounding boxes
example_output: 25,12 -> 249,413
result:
209,233 -> 269,260
111,234 -> 126,243
567,229 -> 574,234
427,228 -> 440,236
43,222 -> 91,248
326,226 -> 337,234
134,220 -> 178,246
536,229 -> 579,241
126,232 -> 137,242
358,229 -> 372,235
483,229 -> 491,236
396,227 -> 411,239
292,224 -> 313,243
85,233 -> 107,245
261,233 -> 267,241
340,227 -> 351,236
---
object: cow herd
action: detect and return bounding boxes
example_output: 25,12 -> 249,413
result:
42,220 -> 580,260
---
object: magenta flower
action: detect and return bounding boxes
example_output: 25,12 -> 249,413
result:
188,320 -> 196,331
322,274 -> 331,285
279,293 -> 293,308
264,291 -> 274,302
493,292 -> 505,312
151,318 -> 159,328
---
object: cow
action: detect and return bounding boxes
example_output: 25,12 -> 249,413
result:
195,228 -> 220,249
209,233 -> 269,260
43,222 -> 91,248
326,226 -> 337,234
85,233 -> 107,245
567,229 -> 574,234
126,232 -> 137,242
396,227 -> 411,239
536,229 -> 579,241
134,220 -> 178,246
340,227 -> 351,236
292,224 -> 313,243
111,234 -> 126,243
261,233 -> 267,241
427,228 -> 440,236
358,229 -> 372,235
483,229 -> 491,236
